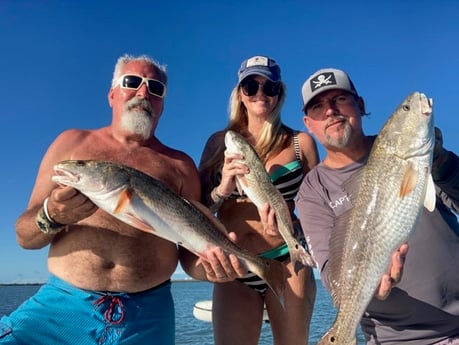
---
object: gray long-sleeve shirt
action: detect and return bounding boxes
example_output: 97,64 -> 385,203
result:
296,140 -> 459,345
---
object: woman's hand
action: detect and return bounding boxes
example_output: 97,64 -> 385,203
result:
216,151 -> 249,197
258,203 -> 280,237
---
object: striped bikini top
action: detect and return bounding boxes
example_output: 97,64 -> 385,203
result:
229,132 -> 304,201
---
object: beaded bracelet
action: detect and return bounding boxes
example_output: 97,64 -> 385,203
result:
36,198 -> 66,235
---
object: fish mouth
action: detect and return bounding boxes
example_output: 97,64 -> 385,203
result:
422,99 -> 433,117
53,166 -> 80,184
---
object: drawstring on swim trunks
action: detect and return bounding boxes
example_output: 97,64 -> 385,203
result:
93,295 -> 125,324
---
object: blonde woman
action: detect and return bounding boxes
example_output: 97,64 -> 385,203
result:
199,56 -> 319,345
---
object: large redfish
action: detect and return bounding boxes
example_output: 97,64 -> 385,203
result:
318,92 -> 436,345
52,160 -> 287,306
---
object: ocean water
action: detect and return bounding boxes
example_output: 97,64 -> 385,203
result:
0,280 -> 365,344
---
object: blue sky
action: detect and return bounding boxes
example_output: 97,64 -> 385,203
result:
1,1 -> 458,283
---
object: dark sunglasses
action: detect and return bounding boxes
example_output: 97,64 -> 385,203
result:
115,74 -> 167,98
240,79 -> 281,97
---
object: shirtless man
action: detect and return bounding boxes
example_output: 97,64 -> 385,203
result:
0,54 -> 243,345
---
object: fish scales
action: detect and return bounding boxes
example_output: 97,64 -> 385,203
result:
224,130 -> 316,274
52,160 -> 287,306
319,92 -> 436,345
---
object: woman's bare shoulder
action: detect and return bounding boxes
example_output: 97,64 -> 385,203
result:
296,130 -> 320,169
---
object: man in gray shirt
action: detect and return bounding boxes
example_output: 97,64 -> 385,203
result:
296,68 -> 459,344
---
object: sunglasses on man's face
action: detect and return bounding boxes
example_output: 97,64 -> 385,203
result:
240,79 -> 281,97
115,74 -> 167,98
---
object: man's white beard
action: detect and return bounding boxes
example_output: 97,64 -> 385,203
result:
120,98 -> 155,140
120,111 -> 154,140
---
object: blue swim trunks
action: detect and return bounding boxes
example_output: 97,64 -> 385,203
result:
0,275 -> 175,345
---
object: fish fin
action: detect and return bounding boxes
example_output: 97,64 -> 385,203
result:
236,175 -> 249,194
123,216 -> 156,234
280,197 -> 293,227
423,174 -> 436,212
232,156 -> 249,195
293,249 -> 316,272
112,189 -> 156,234
399,163 -> 418,197
256,258 -> 288,309
113,188 -> 133,213
289,237 -> 316,274
276,198 -> 316,272
235,178 -> 243,195
188,199 -> 230,235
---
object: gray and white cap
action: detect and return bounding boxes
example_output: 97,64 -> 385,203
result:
301,68 -> 358,111
238,56 -> 281,83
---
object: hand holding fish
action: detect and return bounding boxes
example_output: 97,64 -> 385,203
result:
217,151 -> 250,197
258,203 -> 282,237
47,185 -> 98,225
374,244 -> 409,300
200,232 -> 249,282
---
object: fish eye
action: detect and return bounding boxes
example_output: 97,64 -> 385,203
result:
402,105 -> 411,111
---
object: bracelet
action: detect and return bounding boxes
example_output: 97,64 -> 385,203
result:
209,187 -> 227,213
210,187 -> 227,202
36,198 -> 66,235
43,198 -> 54,223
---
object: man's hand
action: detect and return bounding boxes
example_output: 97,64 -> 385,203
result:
47,185 -> 98,225
201,232 -> 248,283
374,244 -> 409,300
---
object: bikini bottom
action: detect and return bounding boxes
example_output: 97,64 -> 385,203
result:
236,243 -> 290,295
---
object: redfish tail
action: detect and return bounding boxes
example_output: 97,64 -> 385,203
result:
290,244 -> 316,275
258,258 -> 289,309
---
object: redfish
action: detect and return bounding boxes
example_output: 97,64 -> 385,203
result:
318,92 -> 436,345
52,160 -> 288,307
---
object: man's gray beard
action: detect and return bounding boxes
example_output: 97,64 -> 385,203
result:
325,121 -> 352,149
120,98 -> 155,140
120,111 -> 154,140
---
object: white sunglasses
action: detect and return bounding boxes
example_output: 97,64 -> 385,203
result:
115,74 -> 166,98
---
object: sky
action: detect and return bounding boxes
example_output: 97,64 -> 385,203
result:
1,0 -> 458,283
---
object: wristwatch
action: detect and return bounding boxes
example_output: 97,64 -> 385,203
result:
35,198 -> 66,235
